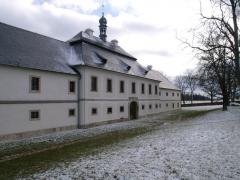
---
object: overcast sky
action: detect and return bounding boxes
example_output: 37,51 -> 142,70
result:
0,0 -> 205,78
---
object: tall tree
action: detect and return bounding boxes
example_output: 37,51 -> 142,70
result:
174,75 -> 188,104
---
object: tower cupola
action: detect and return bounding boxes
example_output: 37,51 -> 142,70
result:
99,13 -> 107,42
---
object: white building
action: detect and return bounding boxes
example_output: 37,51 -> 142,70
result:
0,15 -> 181,140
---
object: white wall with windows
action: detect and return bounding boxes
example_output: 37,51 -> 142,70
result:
0,65 -> 78,136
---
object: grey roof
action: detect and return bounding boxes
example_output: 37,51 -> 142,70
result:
0,22 -> 172,83
68,31 -> 137,60
0,22 -> 78,75
146,70 -> 180,90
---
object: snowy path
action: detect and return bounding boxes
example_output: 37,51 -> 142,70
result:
29,106 -> 240,180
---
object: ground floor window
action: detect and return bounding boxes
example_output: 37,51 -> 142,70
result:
149,104 -> 152,109
30,110 -> 40,120
69,109 -> 76,117
120,106 -> 124,112
107,107 -> 112,114
142,105 -> 145,110
172,103 -> 175,109
92,108 -> 97,115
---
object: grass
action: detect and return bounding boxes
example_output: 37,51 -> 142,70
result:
0,108 -> 219,179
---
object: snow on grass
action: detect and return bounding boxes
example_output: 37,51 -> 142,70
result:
26,107 -> 240,180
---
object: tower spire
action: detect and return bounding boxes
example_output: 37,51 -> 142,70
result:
99,0 -> 107,42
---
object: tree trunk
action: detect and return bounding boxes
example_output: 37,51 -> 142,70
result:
210,92 -> 213,104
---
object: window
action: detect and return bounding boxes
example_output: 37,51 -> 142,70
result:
172,103 -> 175,109
132,82 -> 136,94
172,92 -> 175,96
149,104 -> 152,109
69,81 -> 76,93
91,76 -> 98,91
155,104 -> 158,109
149,84 -> 152,95
166,92 -> 169,96
155,85 -> 158,95
107,79 -> 112,92
159,104 -> 161,108
92,108 -> 97,115
177,103 -> 179,108
120,106 -> 124,112
120,80 -> 125,93
141,83 -> 145,94
142,105 -> 145,110
69,109 -> 75,117
166,103 -> 168,107
177,93 -> 179,97
159,90 -> 161,96
30,110 -> 40,120
107,107 -> 112,114
30,76 -> 40,92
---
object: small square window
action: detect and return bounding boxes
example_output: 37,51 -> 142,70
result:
69,109 -> 75,116
30,110 -> 40,120
92,108 -> 97,115
107,107 -> 112,114
120,106 -> 124,112
69,81 -> 76,93
30,76 -> 40,92
149,104 -> 152,109
142,105 -> 145,110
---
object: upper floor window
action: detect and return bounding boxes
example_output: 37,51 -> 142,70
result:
155,104 -> 158,109
166,92 -> 169,96
132,82 -> 136,94
172,92 -> 175,96
120,80 -> 125,93
91,76 -> 98,92
141,83 -> 145,94
177,93 -> 179,97
107,79 -> 112,92
149,84 -> 152,95
155,85 -> 158,95
69,81 -> 76,93
30,76 -> 40,93
149,104 -> 152,109
142,104 -> 145,110
166,103 -> 168,107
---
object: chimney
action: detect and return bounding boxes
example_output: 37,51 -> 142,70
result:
85,28 -> 94,37
147,65 -> 153,71
111,39 -> 118,48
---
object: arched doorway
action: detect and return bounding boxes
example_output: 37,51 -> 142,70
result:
129,101 -> 138,120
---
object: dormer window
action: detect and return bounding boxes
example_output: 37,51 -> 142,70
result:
119,60 -> 131,71
93,52 -> 107,65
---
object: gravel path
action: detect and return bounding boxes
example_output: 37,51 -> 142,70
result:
27,106 -> 240,180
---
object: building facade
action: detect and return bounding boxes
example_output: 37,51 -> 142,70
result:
0,15 -> 181,140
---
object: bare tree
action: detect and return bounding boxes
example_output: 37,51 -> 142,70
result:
185,70 -> 198,104
197,65 -> 220,103
174,75 -> 188,104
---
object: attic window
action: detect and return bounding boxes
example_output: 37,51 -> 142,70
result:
119,60 -> 131,71
93,52 -> 107,65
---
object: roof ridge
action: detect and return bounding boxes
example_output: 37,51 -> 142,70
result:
0,21 -> 66,44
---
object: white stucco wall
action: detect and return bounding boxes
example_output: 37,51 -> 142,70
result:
0,65 -> 79,136
77,66 -> 181,125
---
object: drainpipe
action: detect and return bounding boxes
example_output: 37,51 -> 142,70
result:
77,73 -> 81,129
